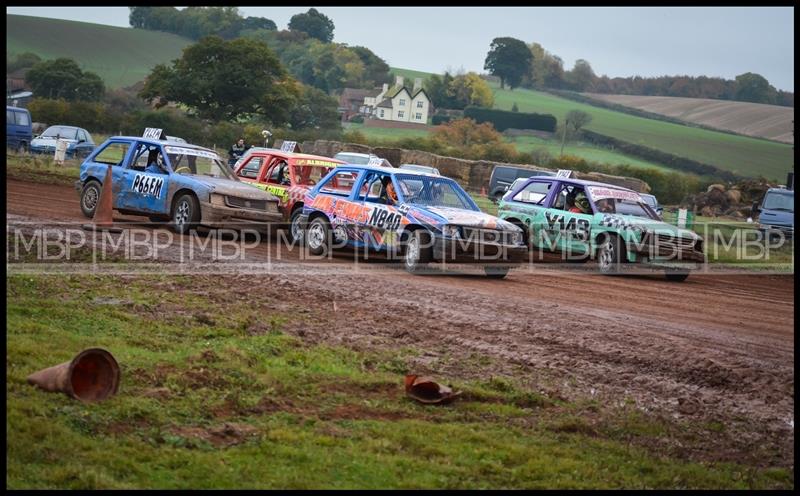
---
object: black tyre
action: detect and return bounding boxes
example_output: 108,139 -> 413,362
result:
597,234 -> 624,276
403,230 -> 433,274
306,216 -> 332,256
484,266 -> 510,279
665,270 -> 690,282
172,193 -> 200,234
79,180 -> 102,219
289,207 -> 304,245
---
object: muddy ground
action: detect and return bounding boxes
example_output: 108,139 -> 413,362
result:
6,179 -> 795,468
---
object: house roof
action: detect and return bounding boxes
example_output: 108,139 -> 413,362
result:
340,88 -> 371,101
377,99 -> 393,109
411,88 -> 429,100
385,85 -> 411,99
366,88 -> 382,98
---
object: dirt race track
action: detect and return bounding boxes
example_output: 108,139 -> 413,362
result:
6,179 -> 796,466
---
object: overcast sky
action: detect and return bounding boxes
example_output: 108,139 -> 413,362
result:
6,6 -> 795,91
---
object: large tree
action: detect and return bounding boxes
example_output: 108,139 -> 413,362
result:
565,59 -> 596,92
139,36 -> 299,122
483,37 -> 532,90
734,72 -> 773,104
288,8 -> 335,43
560,109 -> 593,155
25,58 -> 105,101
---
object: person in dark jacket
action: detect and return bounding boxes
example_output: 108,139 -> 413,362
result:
228,138 -> 249,168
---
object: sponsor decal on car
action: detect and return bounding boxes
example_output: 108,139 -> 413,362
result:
588,186 -> 642,202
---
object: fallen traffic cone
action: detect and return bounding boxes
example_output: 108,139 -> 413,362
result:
27,348 -> 121,402
83,165 -> 122,232
404,374 -> 462,405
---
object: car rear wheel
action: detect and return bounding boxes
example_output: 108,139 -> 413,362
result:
172,193 -> 200,234
665,270 -> 690,282
404,230 -> 432,274
289,208 -> 304,245
79,180 -> 102,219
484,266 -> 509,279
597,234 -> 623,276
306,216 -> 331,256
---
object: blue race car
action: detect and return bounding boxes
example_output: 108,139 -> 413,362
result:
75,136 -> 282,233
30,125 -> 96,159
299,164 -> 527,278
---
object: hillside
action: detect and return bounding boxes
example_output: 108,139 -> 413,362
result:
583,93 -> 794,144
392,67 -> 793,180
6,14 -> 192,89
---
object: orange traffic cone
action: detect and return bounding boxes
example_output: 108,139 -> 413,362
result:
27,348 -> 121,402
83,165 -> 122,232
404,374 -> 462,405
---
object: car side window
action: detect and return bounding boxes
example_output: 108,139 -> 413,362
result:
131,144 -> 167,173
357,172 -> 387,202
320,170 -> 359,197
513,181 -> 551,205
238,157 -> 263,179
78,129 -> 87,142
6,110 -> 13,124
94,142 -> 132,166
15,111 -> 30,126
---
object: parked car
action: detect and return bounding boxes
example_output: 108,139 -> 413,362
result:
752,187 -> 794,239
31,125 -> 96,159
497,176 -> 705,281
76,136 -> 282,234
640,193 -> 664,217
234,149 -> 345,242
333,151 -> 391,167
488,165 -> 556,202
6,106 -> 32,153
399,163 -> 440,175
300,164 -> 527,278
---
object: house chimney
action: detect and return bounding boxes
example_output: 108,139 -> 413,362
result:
382,83 -> 389,94
413,78 -> 422,92
395,75 -> 404,87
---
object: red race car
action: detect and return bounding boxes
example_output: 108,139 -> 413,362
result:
234,149 -> 344,242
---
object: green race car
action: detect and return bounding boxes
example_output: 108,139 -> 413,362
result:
497,176 -> 705,282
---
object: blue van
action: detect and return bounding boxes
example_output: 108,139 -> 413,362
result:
6,106 -> 33,152
753,187 -> 794,239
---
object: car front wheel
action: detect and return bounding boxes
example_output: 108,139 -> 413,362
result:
484,266 -> 510,279
172,193 -> 200,234
306,216 -> 331,256
597,234 -> 624,276
404,230 -> 432,274
79,180 -> 102,219
665,270 -> 690,282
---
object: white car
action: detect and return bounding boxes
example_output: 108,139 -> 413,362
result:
333,151 -> 392,167
400,163 -> 440,175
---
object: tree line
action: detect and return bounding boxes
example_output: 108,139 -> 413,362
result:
483,38 -> 793,107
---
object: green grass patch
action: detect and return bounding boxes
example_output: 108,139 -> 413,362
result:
6,274 -> 792,488
7,14 -> 192,89
488,84 -> 793,181
6,152 -> 82,185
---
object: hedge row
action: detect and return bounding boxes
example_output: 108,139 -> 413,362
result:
463,106 -> 557,132
580,129 -> 739,182
431,114 -> 452,125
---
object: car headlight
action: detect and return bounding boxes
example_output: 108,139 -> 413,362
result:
510,230 -> 523,245
442,225 -> 461,238
210,193 -> 226,206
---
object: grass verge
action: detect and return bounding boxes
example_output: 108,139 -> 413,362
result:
6,274 -> 793,489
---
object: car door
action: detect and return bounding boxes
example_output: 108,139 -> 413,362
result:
545,182 -> 592,258
75,129 -> 93,158
118,142 -> 171,214
312,169 -> 364,245
84,140 -> 135,209
506,180 -> 554,247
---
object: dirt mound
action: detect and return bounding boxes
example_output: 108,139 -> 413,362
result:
683,178 -> 777,217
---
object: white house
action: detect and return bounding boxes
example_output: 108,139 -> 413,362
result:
362,76 -> 430,124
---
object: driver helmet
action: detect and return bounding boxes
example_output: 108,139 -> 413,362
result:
574,192 -> 590,212
386,181 -> 398,203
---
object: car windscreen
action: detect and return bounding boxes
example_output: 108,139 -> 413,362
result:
335,153 -> 371,165
41,126 -> 78,140
165,146 -> 235,180
394,174 -> 478,211
763,191 -> 794,212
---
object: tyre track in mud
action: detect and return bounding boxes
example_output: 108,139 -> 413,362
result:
6,178 -> 795,463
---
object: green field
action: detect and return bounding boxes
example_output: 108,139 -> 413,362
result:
7,14 -> 192,89
6,273 -> 791,489
391,68 -> 793,180
508,135 -> 670,171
